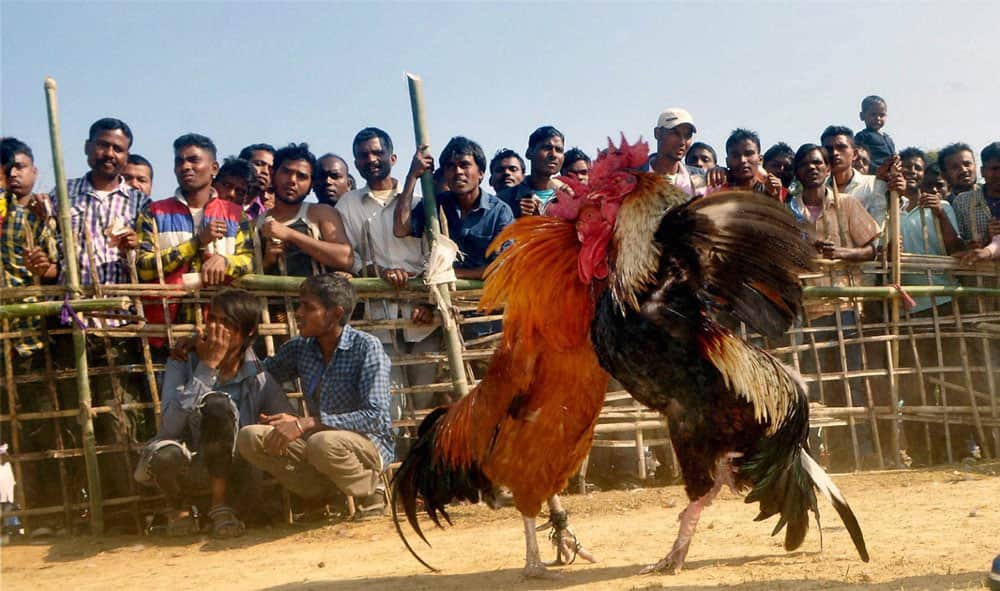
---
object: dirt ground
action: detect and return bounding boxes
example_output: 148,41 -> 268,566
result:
2,463 -> 998,591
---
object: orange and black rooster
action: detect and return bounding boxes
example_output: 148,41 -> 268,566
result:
392,171 -> 621,576
587,141 -> 870,573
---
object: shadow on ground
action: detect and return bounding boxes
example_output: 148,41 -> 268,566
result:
23,520 -> 335,563
260,567 -> 987,591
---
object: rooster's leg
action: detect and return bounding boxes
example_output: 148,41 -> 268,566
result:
522,515 -> 560,579
540,495 -> 597,566
641,454 -> 740,575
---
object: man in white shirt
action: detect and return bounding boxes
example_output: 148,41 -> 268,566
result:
335,128 -> 441,417
821,125 -> 900,225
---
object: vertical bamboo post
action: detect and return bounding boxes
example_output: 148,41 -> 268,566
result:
887,189 -> 902,465
405,72 -> 468,398
44,77 -> 104,533
127,252 -> 161,426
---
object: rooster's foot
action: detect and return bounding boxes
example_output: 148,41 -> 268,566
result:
523,560 -> 563,580
537,509 -> 597,566
638,545 -> 689,575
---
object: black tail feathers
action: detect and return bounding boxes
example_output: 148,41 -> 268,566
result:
745,445 -> 869,563
391,406 -> 494,570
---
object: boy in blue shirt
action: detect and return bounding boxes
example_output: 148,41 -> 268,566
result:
854,95 -> 896,169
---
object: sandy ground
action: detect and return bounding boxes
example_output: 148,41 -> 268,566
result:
2,463 -> 998,591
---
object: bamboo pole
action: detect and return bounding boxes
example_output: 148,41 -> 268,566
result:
887,189 -> 902,465
44,76 -> 104,533
0,297 -> 131,319
127,252 -> 161,427
234,273 -> 484,292
803,285 -> 1000,299
405,72 -> 468,398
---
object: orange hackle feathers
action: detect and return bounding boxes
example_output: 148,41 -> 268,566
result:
432,214 -> 609,517
482,216 -> 594,352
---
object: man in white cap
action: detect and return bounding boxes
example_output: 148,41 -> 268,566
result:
646,107 -> 708,198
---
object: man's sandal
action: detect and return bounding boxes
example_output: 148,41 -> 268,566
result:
208,505 -> 245,539
165,509 -> 199,537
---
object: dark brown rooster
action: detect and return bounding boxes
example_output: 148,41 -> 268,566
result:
589,164 -> 870,573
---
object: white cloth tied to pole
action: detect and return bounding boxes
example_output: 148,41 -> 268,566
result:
423,234 -> 461,331
423,234 -> 460,286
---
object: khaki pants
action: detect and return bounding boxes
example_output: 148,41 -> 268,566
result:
236,425 -> 382,500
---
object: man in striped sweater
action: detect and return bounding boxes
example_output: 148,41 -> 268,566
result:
136,133 -> 254,327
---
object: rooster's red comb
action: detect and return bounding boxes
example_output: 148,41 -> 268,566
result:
588,134 -> 649,188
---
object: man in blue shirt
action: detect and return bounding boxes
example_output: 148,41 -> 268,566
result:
135,289 -> 293,538
497,126 -> 568,217
393,136 -> 514,280
237,273 -> 393,519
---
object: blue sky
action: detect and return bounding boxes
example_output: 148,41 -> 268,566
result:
3,1 -> 998,193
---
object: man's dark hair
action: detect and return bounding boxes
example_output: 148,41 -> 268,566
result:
88,117 -> 134,147
1,137 -> 33,168
301,273 -> 357,325
937,142 -> 974,170
793,142 -> 830,172
820,126 -> 856,147
352,127 -> 393,156
318,152 -> 349,169
273,143 -> 317,177
173,133 -> 217,159
686,142 -> 717,166
980,142 -> 1000,165
439,136 -> 487,174
216,157 -> 254,184
127,154 -> 153,179
526,126 -> 564,157
762,142 -> 794,166
561,147 -> 591,174
899,147 -> 927,165
861,95 -> 886,112
238,143 -> 275,160
209,288 -> 262,355
490,148 -> 526,174
725,129 -> 761,154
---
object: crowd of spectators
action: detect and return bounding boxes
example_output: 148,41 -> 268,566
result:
2,93 -> 999,534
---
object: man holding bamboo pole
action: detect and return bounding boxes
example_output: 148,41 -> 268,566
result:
335,127 -> 440,415
821,125 -> 894,224
895,147 -> 963,312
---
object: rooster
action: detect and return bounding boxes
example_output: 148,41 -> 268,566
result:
587,141 -> 870,573
392,190 -> 621,577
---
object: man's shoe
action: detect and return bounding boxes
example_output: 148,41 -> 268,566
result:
354,487 -> 387,521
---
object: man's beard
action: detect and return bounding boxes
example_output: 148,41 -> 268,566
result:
276,191 -> 308,206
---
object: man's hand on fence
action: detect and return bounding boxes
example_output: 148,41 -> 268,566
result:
201,254 -> 228,285
957,248 -> 992,267
411,303 -> 435,325
381,267 -> 411,289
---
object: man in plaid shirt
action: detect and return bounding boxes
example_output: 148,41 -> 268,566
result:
238,273 -> 394,519
1,139 -> 57,364
26,118 -> 149,290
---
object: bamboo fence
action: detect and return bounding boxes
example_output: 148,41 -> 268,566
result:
2,251 -> 999,533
